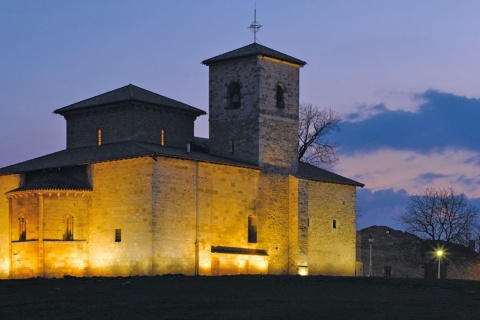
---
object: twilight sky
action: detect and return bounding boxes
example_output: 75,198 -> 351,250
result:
1,1 -> 480,230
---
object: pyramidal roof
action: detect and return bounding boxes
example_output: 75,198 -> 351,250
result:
54,84 -> 206,116
202,43 -> 306,66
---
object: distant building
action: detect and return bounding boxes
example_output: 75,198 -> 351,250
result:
0,43 -> 363,279
357,226 -> 480,280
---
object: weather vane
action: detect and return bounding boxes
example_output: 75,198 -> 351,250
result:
248,3 -> 262,43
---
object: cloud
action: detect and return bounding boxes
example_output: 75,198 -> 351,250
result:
413,172 -> 450,185
356,188 -> 409,230
336,90 -> 480,154
334,89 -> 480,229
338,148 -> 480,198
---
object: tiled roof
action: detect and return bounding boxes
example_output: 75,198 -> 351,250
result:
0,141 -> 259,176
54,84 -> 206,116
296,162 -> 364,187
202,43 -> 306,66
8,170 -> 92,193
0,144 -> 363,188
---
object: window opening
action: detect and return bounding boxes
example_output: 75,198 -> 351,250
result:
248,216 -> 257,243
97,128 -> 102,146
228,82 -> 241,109
276,84 -> 285,109
385,266 -> 392,277
115,229 -> 122,242
63,215 -> 74,241
231,140 -> 235,155
18,217 -> 26,241
332,219 -> 337,229
161,129 -> 165,146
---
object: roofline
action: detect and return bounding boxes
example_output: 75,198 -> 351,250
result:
0,152 -> 262,177
53,98 -> 206,117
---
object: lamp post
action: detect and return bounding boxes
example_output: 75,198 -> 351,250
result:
368,236 -> 374,277
436,250 -> 443,279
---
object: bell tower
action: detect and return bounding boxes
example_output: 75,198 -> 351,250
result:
202,43 -> 306,173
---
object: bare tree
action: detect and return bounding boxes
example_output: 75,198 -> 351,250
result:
397,187 -> 480,245
298,103 -> 342,169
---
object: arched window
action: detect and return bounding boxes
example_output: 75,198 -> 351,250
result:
276,84 -> 285,109
18,217 -> 26,241
161,129 -> 165,146
248,215 -> 257,243
228,82 -> 241,109
97,128 -> 102,146
63,214 -> 74,241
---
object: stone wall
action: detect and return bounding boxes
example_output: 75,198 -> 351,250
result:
208,57 -> 260,164
88,157 -> 154,276
357,226 -> 480,280
0,175 -> 20,277
151,157 -> 268,275
357,226 -> 424,278
65,102 -> 196,149
306,181 -> 357,276
208,57 -> 300,173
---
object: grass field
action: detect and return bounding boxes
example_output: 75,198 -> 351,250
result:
1,275 -> 479,319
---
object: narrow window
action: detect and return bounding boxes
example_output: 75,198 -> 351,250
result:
276,84 -> 285,109
385,266 -> 392,277
332,219 -> 337,229
161,129 -> 165,146
228,82 -> 241,109
63,214 -> 74,241
248,216 -> 257,243
18,217 -> 26,241
115,229 -> 121,242
97,128 -> 102,146
231,140 -> 235,154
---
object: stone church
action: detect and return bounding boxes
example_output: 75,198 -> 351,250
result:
0,43 -> 363,279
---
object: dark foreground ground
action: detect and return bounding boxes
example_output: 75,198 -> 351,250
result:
1,275 -> 479,320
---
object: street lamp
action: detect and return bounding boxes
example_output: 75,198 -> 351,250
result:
436,250 -> 443,279
368,236 -> 374,277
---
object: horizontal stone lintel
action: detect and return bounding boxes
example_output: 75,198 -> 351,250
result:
211,246 -> 268,256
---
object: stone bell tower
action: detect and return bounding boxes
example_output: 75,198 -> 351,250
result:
202,43 -> 306,173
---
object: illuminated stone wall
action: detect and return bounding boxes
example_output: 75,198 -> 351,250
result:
208,57 -> 300,173
0,175 -> 19,277
151,157 -> 268,275
88,157 -> 154,276
0,156 -> 359,279
305,181 -> 357,276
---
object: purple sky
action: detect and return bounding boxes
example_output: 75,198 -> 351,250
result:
2,1 -> 480,230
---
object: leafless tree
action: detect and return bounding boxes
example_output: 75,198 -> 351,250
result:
298,103 -> 342,169
397,187 -> 480,245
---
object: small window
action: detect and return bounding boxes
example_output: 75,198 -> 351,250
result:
18,217 -> 26,241
161,129 -> 165,146
228,82 -> 241,109
248,216 -> 257,243
231,140 -> 235,155
385,229 -> 391,235
385,266 -> 392,277
332,219 -> 337,229
97,129 -> 102,146
63,214 -> 74,241
276,84 -> 285,109
115,229 -> 121,242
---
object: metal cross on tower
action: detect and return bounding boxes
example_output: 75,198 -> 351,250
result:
248,5 -> 262,43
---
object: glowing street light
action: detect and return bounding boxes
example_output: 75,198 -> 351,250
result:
436,250 -> 443,279
368,236 -> 374,277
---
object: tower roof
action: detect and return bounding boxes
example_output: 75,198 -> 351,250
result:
202,43 -> 306,66
54,84 -> 206,116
